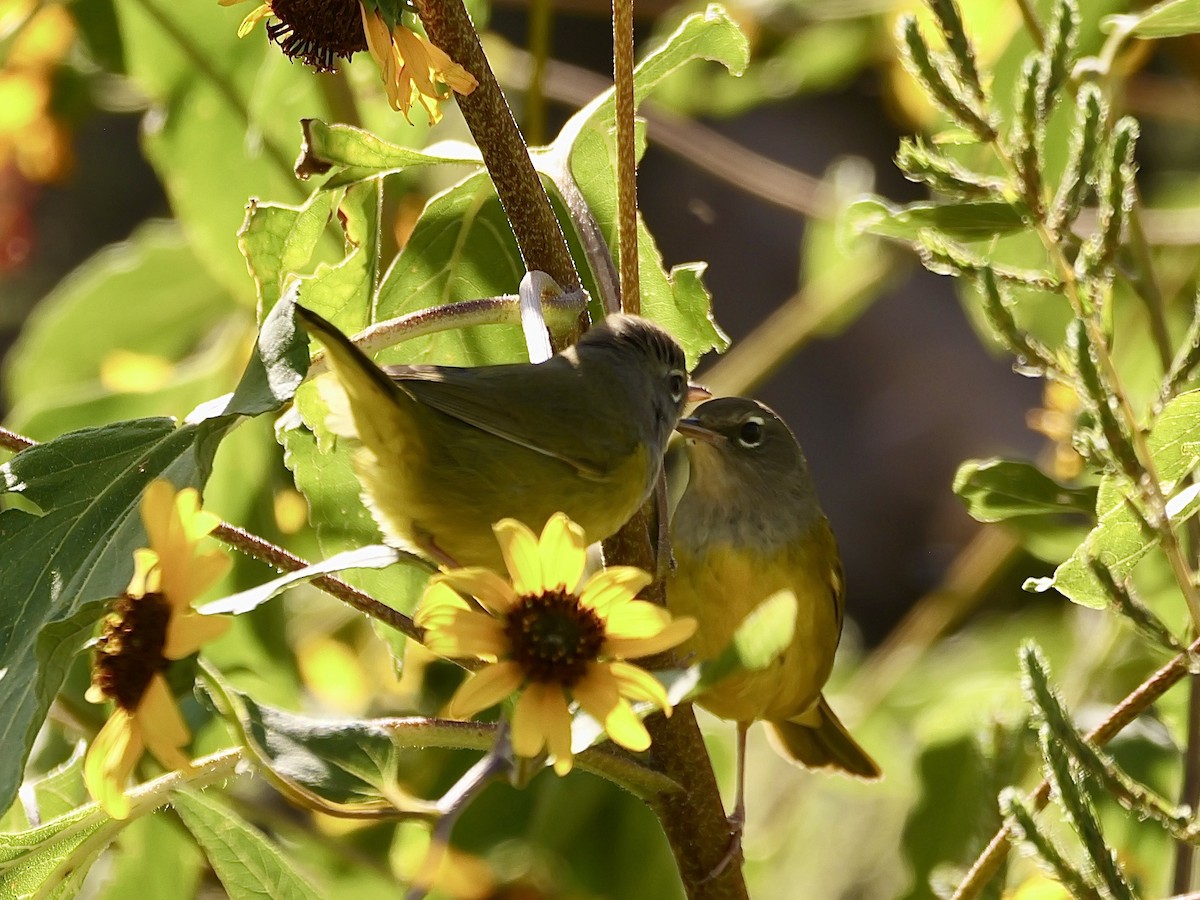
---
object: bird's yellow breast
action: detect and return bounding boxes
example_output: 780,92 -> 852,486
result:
667,525 -> 842,723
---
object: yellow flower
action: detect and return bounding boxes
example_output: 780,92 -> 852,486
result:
359,5 -> 476,124
84,480 -> 232,819
415,513 -> 697,775
221,0 -> 476,124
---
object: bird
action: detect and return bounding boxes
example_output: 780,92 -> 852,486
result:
667,396 -> 880,829
295,305 -> 697,571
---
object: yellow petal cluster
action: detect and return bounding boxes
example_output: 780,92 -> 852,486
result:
416,513 -> 696,775
360,5 -> 477,124
84,481 -> 231,819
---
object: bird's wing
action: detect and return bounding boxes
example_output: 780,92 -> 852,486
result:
384,362 -> 633,480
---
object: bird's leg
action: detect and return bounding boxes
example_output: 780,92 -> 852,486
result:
416,531 -> 460,571
730,720 -> 749,833
701,721 -> 749,883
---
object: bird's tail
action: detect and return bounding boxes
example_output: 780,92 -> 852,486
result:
295,305 -> 414,445
766,695 -> 882,780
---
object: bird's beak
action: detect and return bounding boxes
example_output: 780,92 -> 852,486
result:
687,383 -> 712,403
675,417 -> 724,443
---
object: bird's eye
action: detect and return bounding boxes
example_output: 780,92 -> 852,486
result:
737,417 -> 765,448
668,371 -> 687,403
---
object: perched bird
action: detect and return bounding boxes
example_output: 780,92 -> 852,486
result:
296,306 -> 696,570
668,397 -> 880,825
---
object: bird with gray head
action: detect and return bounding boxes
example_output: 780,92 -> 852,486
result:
297,306 -> 701,571
668,397 -> 880,831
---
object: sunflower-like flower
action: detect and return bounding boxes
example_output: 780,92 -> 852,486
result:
415,513 -> 697,775
84,480 -> 232,819
221,0 -> 476,124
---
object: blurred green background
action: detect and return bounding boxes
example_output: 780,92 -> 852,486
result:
4,0 -> 1200,895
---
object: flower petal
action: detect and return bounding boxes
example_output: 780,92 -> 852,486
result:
446,661 -> 524,718
127,548 -> 161,599
579,566 -> 652,616
493,519 -> 542,596
139,479 -> 176,557
84,710 -> 143,820
603,616 -> 697,660
601,600 -> 672,639
176,487 -> 221,542
434,568 -> 519,613
136,674 -> 192,771
511,682 -> 572,774
236,3 -> 272,37
414,581 -> 472,626
599,699 -> 651,752
571,663 -> 621,721
608,661 -> 671,713
160,547 -> 231,612
573,664 -> 650,752
423,611 -> 507,659
163,611 -> 230,660
536,513 -> 588,594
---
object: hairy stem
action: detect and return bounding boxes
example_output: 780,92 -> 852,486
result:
613,0 -> 639,312
953,630 -> 1200,898
414,0 -> 581,298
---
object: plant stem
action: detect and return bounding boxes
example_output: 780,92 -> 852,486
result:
644,709 -> 749,899
414,0 -> 581,298
1013,0 -> 1045,50
988,134 -> 1200,629
211,520 -> 423,641
603,510 -> 749,898
1173,675 -> 1200,893
524,0 -> 552,145
953,630 -> 1200,898
613,0 -> 639,312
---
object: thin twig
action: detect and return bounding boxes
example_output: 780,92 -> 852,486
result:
211,521 -> 424,641
503,49 -> 829,220
415,0 -> 581,301
0,424 -> 35,453
405,726 -> 512,900
613,0 -> 638,312
1175,675 -> 1200,893
1013,0 -> 1045,50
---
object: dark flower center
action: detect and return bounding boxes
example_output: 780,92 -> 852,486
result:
265,0 -> 368,72
504,590 -> 605,687
92,592 -> 172,711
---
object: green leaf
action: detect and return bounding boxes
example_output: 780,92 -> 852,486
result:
695,589 -> 798,691
0,804 -> 111,899
1026,390 -> 1200,606
544,5 -> 744,364
953,458 -> 1096,522
1108,0 -> 1200,38
294,118 -> 482,185
239,191 -> 338,313
1026,474 -> 1153,608
21,745 -> 89,827
0,308 -> 307,813
847,197 -> 1029,242
172,789 -> 322,900
113,0 -> 331,294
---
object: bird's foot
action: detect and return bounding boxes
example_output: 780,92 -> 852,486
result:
698,813 -> 744,884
